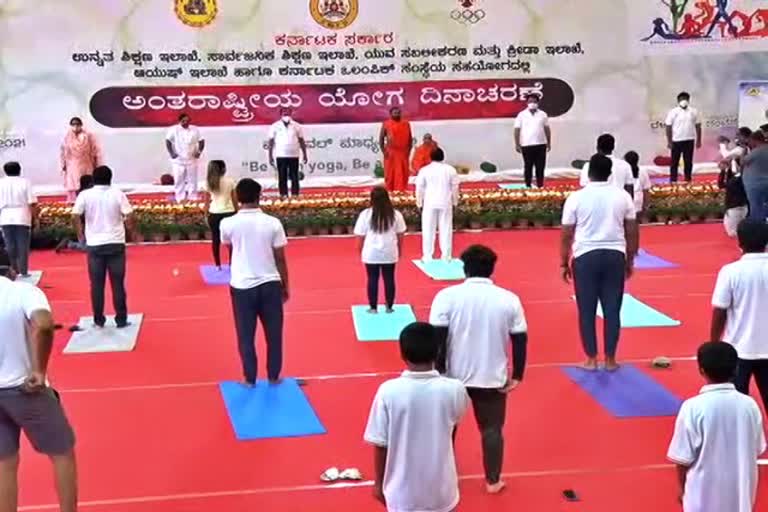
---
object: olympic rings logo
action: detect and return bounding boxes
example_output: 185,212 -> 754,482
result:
450,8 -> 486,25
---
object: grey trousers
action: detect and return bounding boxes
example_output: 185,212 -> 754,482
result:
1,225 -> 31,276
87,244 -> 128,326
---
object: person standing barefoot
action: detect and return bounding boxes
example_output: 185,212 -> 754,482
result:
204,160 -> 237,271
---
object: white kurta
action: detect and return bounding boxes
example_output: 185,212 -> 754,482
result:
416,162 -> 460,260
166,125 -> 203,202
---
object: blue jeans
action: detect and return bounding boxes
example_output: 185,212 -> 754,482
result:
1,225 -> 31,276
573,249 -> 626,358
230,281 -> 284,383
743,178 -> 768,222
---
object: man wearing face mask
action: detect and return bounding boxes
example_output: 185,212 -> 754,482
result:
514,94 -> 551,189
268,108 -> 308,200
665,92 -> 702,184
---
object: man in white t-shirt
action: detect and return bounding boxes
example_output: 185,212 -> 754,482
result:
665,92 -> 702,183
365,322 -> 468,512
578,134 -> 634,198
165,112 -> 205,202
72,166 -> 134,328
710,218 -> 768,411
668,341 -> 765,512
0,249 -> 77,512
429,245 -> 528,494
561,154 -> 638,371
221,178 -> 290,385
415,148 -> 459,261
514,93 -> 551,188
268,107 -> 308,200
0,161 -> 37,277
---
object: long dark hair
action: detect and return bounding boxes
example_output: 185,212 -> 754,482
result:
369,186 -> 395,233
624,151 -> 640,180
206,160 -> 226,192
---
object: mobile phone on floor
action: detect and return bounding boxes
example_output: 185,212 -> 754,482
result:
563,489 -> 579,502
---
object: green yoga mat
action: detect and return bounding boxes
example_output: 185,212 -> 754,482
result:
351,305 -> 417,341
412,259 -> 466,281
593,294 -> 681,328
498,183 -> 528,190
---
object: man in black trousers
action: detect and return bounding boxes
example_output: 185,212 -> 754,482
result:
267,108 -> 308,200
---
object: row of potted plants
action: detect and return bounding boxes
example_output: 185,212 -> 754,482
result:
33,183 -> 726,243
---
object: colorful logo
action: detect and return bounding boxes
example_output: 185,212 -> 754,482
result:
451,0 -> 486,25
641,0 -> 768,43
310,0 -> 359,30
175,0 -> 218,28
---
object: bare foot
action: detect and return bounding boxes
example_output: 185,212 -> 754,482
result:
580,358 -> 598,371
604,358 -> 620,372
268,378 -> 283,385
385,307 -> 394,314
486,481 -> 506,494
367,308 -> 378,314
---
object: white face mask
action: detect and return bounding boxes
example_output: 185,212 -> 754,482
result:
679,100 -> 689,108
281,116 -> 292,123
528,102 -> 539,111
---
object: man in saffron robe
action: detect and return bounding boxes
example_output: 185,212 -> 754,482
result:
379,108 -> 413,191
411,133 -> 438,175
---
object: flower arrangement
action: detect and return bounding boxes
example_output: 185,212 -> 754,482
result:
34,183 -> 725,242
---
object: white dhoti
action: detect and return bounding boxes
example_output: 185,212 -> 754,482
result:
172,159 -> 199,202
724,206 -> 748,237
421,207 -> 453,260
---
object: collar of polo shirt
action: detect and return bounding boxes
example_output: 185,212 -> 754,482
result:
402,370 -> 440,379
741,253 -> 768,260
239,208 -> 263,214
465,277 -> 493,284
700,383 -> 736,394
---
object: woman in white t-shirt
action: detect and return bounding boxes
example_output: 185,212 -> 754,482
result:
354,186 -> 407,314
624,151 -> 652,214
204,160 -> 237,270
0,162 -> 37,277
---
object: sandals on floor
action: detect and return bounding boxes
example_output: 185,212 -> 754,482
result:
320,467 -> 363,482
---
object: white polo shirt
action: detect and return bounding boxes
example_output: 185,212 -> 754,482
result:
429,278 -> 527,389
667,383 -> 765,512
0,277 -> 51,388
364,370 -> 469,512
165,124 -> 203,162
415,162 -> 460,210
711,253 -> 768,359
561,183 -> 636,259
353,208 -> 407,265
0,176 -> 37,226
72,185 -> 133,246
665,106 -> 700,142
514,108 -> 549,147
268,120 -> 305,158
220,208 -> 287,290
578,156 -> 635,191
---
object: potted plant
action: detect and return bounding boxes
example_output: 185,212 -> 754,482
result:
167,223 -> 184,241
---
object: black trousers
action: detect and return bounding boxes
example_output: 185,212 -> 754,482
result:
276,157 -> 300,197
207,212 -> 235,267
734,358 -> 768,412
573,249 -> 626,358
365,263 -> 395,310
521,144 -> 547,188
670,140 -> 695,183
466,387 -> 507,485
230,281 -> 284,383
87,243 -> 128,327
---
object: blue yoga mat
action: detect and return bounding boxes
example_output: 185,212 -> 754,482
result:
352,305 -> 417,341
651,177 -> 669,185
634,249 -> 678,270
498,183 -> 528,190
219,379 -> 326,440
412,259 -> 465,281
589,293 -> 681,328
562,365 -> 682,418
200,265 -> 231,285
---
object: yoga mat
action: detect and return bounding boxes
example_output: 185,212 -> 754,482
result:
651,177 -> 669,185
200,265 -> 231,285
351,305 -> 417,342
498,183 -> 528,190
219,379 -> 326,440
634,249 -> 679,270
17,271 -> 42,286
412,259 -> 465,281
63,314 -> 144,354
562,365 -> 683,418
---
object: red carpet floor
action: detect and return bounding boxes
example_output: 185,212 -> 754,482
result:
17,224 -> 767,512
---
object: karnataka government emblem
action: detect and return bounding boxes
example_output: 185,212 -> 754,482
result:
310,0 -> 359,30
175,0 -> 218,28
746,87 -> 762,97
451,0 -> 486,25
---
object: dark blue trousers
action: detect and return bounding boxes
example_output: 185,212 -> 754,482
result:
230,281 -> 284,383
